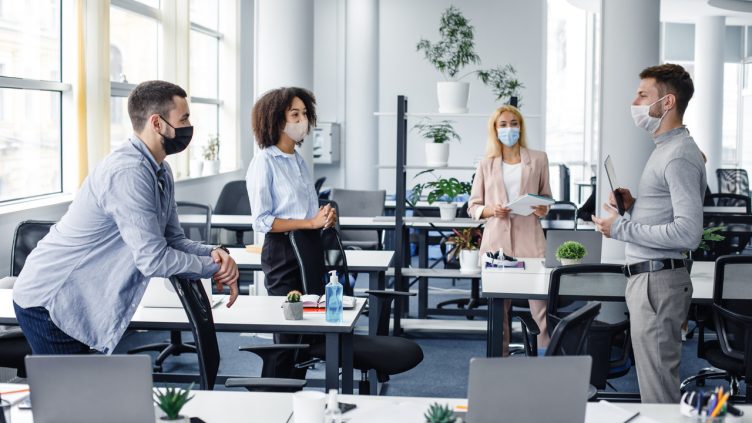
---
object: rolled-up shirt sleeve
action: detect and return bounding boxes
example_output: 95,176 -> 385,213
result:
246,155 -> 276,233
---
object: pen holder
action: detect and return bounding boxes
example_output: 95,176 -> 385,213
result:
690,416 -> 725,423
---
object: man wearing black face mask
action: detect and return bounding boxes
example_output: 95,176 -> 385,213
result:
12,80 -> 239,355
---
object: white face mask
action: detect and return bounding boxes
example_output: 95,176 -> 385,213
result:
283,120 -> 309,142
630,95 -> 669,134
496,127 -> 520,147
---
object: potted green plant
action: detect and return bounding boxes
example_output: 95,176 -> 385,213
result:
283,290 -> 304,320
153,383 -> 194,422
445,228 -> 482,273
410,171 -> 472,220
413,119 -> 460,167
555,241 -> 587,265
686,226 -> 726,273
202,134 -> 220,176
477,64 -> 525,106
424,402 -> 457,423
416,5 -> 480,113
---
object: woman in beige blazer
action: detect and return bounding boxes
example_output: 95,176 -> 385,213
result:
467,104 -> 552,356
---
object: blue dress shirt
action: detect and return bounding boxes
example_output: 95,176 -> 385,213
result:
13,136 -> 219,353
245,145 -> 319,233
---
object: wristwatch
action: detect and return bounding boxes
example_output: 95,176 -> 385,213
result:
212,245 -> 230,255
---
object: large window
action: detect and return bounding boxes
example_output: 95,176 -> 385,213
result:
0,1 -> 66,203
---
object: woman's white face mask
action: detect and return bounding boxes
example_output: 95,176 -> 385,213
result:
630,95 -> 669,134
283,119 -> 309,142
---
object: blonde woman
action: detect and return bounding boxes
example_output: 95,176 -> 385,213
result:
467,104 -> 552,355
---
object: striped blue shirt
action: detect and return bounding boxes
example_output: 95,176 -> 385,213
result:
245,145 -> 318,233
13,136 -> 219,353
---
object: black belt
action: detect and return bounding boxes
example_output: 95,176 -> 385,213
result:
623,259 -> 686,277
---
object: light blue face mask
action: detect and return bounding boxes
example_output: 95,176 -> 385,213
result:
497,127 -> 520,147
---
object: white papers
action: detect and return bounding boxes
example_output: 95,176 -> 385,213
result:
504,194 -> 555,216
585,401 -> 648,423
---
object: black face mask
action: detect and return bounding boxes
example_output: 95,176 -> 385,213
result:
159,116 -> 193,155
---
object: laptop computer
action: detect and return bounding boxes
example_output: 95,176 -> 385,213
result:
466,356 -> 592,423
25,355 -> 156,423
544,230 -> 603,268
140,277 -> 222,308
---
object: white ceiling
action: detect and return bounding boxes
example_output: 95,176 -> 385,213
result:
662,0 -> 752,25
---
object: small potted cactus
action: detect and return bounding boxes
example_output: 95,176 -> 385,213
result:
424,402 -> 457,423
283,290 -> 304,320
153,383 -> 194,422
555,241 -> 587,265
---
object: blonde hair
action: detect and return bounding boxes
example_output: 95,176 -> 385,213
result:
485,105 -> 527,158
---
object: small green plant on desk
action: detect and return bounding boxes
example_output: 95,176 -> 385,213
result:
283,290 -> 304,320
445,227 -> 482,260
424,402 -> 457,423
555,241 -> 587,265
154,383 -> 194,422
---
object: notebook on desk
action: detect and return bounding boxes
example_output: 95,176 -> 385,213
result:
299,294 -> 356,310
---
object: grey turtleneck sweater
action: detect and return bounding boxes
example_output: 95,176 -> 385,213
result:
611,126 -> 707,264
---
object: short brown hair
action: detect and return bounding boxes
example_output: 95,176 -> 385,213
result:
639,63 -> 694,117
128,80 -> 187,132
252,87 -> 317,149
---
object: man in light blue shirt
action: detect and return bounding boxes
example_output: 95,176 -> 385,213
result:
13,80 -> 239,354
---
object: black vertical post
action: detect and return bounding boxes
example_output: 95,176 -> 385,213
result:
559,164 -> 570,202
393,95 -> 408,336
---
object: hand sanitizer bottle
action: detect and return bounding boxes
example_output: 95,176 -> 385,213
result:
324,389 -> 342,423
325,270 -> 343,323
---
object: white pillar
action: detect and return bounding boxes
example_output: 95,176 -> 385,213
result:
345,0 -> 379,189
597,0 -> 660,260
693,16 -> 725,193
255,0 -> 315,175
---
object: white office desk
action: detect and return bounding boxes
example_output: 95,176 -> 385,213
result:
482,260 -> 715,357
3,384 -> 751,422
0,290 -> 365,394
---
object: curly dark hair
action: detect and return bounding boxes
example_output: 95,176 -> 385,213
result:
639,63 -> 694,117
128,80 -> 187,132
252,87 -> 317,149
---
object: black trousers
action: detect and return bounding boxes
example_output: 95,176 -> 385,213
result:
261,232 -> 322,379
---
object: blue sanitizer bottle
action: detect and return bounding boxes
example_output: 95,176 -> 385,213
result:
325,270 -> 343,323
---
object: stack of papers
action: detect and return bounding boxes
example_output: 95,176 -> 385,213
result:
585,400 -> 649,423
505,194 -> 556,216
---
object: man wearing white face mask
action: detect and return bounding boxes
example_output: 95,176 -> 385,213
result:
592,64 -> 706,403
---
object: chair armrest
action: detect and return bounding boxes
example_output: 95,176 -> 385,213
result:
0,327 -> 24,340
239,344 -> 310,353
365,290 -> 416,297
512,311 -> 541,337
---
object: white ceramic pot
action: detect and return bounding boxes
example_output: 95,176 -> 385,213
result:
437,81 -> 470,113
282,302 -> 304,320
202,160 -> 220,176
158,415 -> 189,422
189,160 -> 203,177
439,203 -> 457,221
459,249 -> 480,273
425,142 -> 450,167
559,258 -> 583,266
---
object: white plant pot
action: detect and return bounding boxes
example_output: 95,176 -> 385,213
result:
425,142 -> 450,167
202,160 -> 220,176
559,258 -> 583,266
439,203 -> 457,221
437,81 -> 469,114
189,160 -> 203,177
459,249 -> 480,273
159,416 -> 189,423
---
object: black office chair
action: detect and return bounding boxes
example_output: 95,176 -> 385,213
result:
545,301 -> 602,357
1,220 -> 55,378
214,180 -> 252,246
541,201 -> 578,231
706,193 -> 751,214
169,275 -> 307,392
716,168 -> 750,197
314,177 -> 326,195
128,202 -> 212,371
681,255 -> 752,402
286,228 -> 423,394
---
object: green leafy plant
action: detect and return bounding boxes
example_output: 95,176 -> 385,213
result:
424,402 -> 457,423
555,241 -> 587,261
698,226 -> 726,252
477,64 -> 525,105
202,134 -> 219,161
413,119 -> 461,144
416,5 -> 481,80
410,170 -> 472,204
444,227 -> 482,261
286,290 -> 302,303
154,383 -> 194,420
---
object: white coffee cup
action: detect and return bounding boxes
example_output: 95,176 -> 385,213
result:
292,390 -> 326,423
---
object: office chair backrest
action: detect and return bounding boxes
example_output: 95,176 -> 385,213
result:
288,229 -> 327,296
170,276 -> 219,390
329,189 -> 386,244
214,180 -> 251,215
320,227 -> 354,296
176,201 -> 212,243
706,193 -> 751,214
314,177 -> 326,194
716,168 -> 750,196
712,255 -> 752,362
11,220 -> 55,276
542,201 -> 577,229
546,301 -> 601,356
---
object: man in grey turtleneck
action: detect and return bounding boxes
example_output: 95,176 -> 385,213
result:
593,64 -> 706,404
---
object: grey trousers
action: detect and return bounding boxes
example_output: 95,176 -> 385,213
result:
625,267 -> 692,403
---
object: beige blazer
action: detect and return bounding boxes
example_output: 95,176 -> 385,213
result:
467,148 -> 552,258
